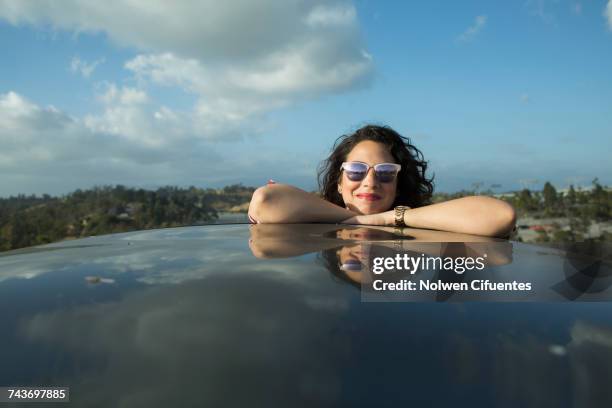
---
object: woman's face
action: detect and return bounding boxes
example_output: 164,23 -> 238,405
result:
337,243 -> 370,284
338,140 -> 398,215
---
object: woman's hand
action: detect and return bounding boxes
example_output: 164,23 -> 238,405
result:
341,210 -> 395,226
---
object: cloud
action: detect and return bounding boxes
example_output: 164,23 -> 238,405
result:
0,1 -> 372,194
20,270 -> 348,406
70,56 -> 105,78
305,3 -> 357,27
0,1 -> 339,60
0,90 -> 187,167
520,93 -> 530,103
122,47 -> 371,139
457,15 -> 487,42
0,91 -> 318,195
606,0 -> 612,30
0,1 -> 372,96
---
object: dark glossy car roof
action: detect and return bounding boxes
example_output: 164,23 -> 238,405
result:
1,224 -> 611,407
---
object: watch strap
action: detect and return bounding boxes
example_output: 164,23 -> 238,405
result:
394,206 -> 411,227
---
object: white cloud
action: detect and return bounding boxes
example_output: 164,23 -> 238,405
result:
0,1 -> 371,139
70,56 -> 105,78
0,1 -> 371,91
19,259 -> 349,407
605,0 -> 612,30
85,86 -> 172,148
305,3 -> 357,27
120,43 -> 371,142
0,1 -> 372,194
0,91 -> 318,195
0,90 -> 170,165
0,0 -> 307,60
124,46 -> 370,117
96,83 -> 148,105
457,15 -> 487,42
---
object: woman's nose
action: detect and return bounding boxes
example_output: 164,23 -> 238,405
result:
361,168 -> 379,186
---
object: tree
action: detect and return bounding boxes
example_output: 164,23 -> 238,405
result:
566,185 -> 576,205
590,178 -> 610,221
516,189 -> 538,212
542,182 -> 557,207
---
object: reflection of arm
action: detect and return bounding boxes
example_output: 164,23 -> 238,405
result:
249,239 -> 340,259
353,226 -> 508,243
394,227 -> 506,242
248,184 -> 355,223
248,223 -> 513,264
249,224 -> 345,259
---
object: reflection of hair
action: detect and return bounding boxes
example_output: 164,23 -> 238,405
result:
318,125 -> 434,209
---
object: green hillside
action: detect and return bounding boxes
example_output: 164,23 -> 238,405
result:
0,184 -> 255,251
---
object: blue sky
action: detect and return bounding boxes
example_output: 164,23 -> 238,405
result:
0,0 -> 611,197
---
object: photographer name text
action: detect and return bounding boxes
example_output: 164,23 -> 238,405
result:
371,254 -> 532,292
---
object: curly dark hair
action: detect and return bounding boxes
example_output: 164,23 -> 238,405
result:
317,124 -> 434,209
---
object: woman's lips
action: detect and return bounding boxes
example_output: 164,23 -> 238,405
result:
356,193 -> 381,201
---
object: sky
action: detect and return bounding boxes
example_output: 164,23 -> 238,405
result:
0,0 -> 611,197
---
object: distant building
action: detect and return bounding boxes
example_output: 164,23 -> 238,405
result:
492,192 -> 516,198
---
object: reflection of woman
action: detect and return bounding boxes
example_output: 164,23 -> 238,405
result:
248,125 -> 515,237
323,241 -> 507,289
248,224 -> 513,288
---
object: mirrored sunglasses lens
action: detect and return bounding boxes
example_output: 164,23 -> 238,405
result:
375,165 -> 398,182
376,172 -> 396,182
340,259 -> 362,272
344,163 -> 367,181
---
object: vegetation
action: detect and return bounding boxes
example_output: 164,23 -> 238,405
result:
0,184 -> 255,251
433,178 -> 611,244
1,179 -> 609,251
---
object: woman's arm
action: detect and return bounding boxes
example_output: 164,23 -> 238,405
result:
248,183 -> 356,223
342,196 -> 516,238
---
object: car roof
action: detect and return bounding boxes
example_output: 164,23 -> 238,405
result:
1,224 -> 611,406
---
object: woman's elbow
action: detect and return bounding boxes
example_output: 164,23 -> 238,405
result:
493,201 -> 516,238
249,186 -> 271,222
248,185 -> 287,223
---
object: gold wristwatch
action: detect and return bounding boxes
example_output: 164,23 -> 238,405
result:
394,206 -> 411,227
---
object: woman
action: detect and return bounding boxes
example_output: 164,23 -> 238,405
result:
248,125 -> 516,238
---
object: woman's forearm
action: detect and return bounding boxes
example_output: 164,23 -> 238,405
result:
403,196 -> 516,238
248,184 -> 356,223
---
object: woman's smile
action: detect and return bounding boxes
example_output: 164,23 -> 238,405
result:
355,193 -> 381,201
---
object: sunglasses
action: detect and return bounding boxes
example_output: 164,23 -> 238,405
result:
341,161 -> 401,183
339,259 -> 363,272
